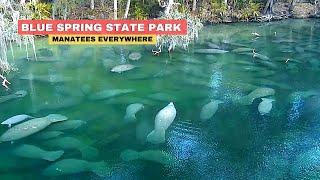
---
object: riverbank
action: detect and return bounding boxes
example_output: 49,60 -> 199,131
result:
67,2 -> 319,23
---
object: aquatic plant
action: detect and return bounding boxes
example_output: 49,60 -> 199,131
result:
0,0 -> 36,90
155,2 -> 203,52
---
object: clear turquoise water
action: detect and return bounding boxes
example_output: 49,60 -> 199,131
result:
1,19 -> 320,179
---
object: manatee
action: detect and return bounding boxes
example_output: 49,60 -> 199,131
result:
42,159 -> 109,177
231,47 -> 253,53
88,89 -> 135,100
13,144 -> 64,161
32,131 -> 64,140
45,120 -> 86,131
240,52 -> 271,61
124,103 -> 144,122
207,43 -> 220,49
128,52 -> 142,61
200,100 -> 224,121
147,102 -> 177,144
289,90 -> 320,101
0,90 -> 28,104
111,64 -> 136,73
1,114 -> 35,128
194,49 -> 229,54
0,114 -> 68,142
42,137 -> 98,160
19,74 -> 72,83
258,98 -> 275,115
239,87 -> 275,105
120,149 -> 177,166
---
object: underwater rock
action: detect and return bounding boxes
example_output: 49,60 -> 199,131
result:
120,149 -> 177,166
147,102 -> 177,144
258,98 -> 275,115
111,64 -> 136,73
200,100 -> 224,122
42,159 -> 109,177
124,103 -> 144,122
0,114 -> 68,142
13,144 -> 64,161
1,114 -> 35,128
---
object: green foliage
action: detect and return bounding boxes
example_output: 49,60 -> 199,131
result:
131,3 -> 148,20
210,1 -> 228,16
26,0 -> 52,20
130,0 -> 159,19
233,1 -> 261,21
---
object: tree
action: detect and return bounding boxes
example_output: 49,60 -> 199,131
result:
124,0 -> 131,19
192,0 -> 197,12
114,0 -> 117,20
90,0 -> 94,9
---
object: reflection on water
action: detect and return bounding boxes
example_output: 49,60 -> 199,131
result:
1,19 -> 320,179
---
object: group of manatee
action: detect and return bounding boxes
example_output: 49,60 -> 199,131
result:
0,114 -> 106,177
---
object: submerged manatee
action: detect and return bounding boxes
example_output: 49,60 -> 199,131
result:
43,136 -> 98,160
258,98 -> 275,115
0,114 -> 68,142
88,89 -> 135,100
239,87 -> 275,105
124,103 -> 144,122
194,49 -> 229,54
32,131 -> 64,140
42,159 -> 109,177
45,120 -> 86,131
111,64 -> 136,73
13,144 -> 64,161
1,114 -> 35,127
147,102 -> 177,144
120,149 -> 177,166
200,100 -> 224,122
0,90 -> 28,104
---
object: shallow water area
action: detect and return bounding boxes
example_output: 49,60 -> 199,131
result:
1,19 -> 320,179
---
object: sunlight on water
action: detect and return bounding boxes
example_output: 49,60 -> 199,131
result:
1,19 -> 320,179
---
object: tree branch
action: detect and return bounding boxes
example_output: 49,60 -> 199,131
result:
0,74 -> 11,90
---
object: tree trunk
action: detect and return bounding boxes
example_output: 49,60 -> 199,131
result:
91,0 -> 94,9
114,0 -> 117,20
263,0 -> 273,14
124,0 -> 131,19
165,0 -> 174,14
192,0 -> 197,11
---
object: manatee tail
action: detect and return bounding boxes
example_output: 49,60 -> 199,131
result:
124,114 -> 136,122
43,150 -> 64,161
89,160 -> 110,177
146,129 -> 166,144
80,146 -> 99,160
120,149 -> 140,161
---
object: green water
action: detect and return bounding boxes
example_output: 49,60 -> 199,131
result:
1,19 -> 320,179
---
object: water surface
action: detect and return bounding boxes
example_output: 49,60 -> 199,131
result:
1,19 -> 320,180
